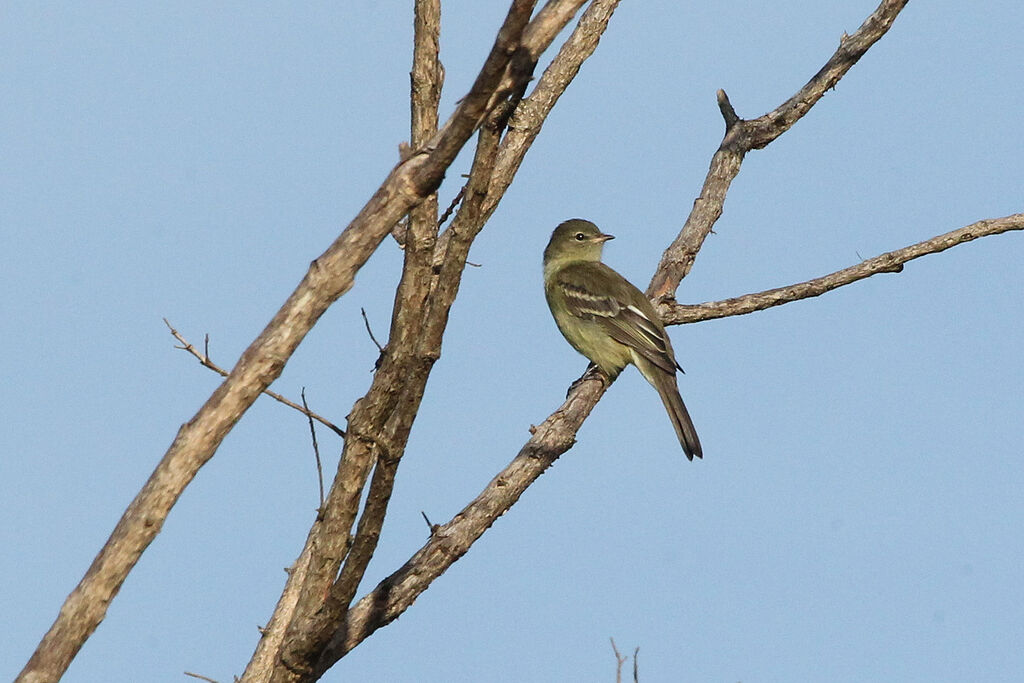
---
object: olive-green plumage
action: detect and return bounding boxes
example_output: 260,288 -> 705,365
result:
543,219 -> 702,460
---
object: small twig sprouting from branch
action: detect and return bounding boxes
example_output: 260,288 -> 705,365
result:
611,638 -> 626,683
302,388 -> 326,511
632,646 -> 639,683
360,308 -> 387,371
648,0 -> 911,300
184,672 -> 220,683
360,309 -> 385,352
716,89 -> 740,130
163,319 -> 346,438
360,308 -> 385,355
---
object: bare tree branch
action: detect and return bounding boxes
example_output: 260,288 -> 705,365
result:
275,5 -> 625,672
487,0 -> 611,209
391,0 -> 445,248
165,319 -> 346,438
244,3 -> 567,682
232,2 -> 623,679
430,0 -> 589,259
611,638 -> 626,683
436,185 -> 465,228
664,213 -> 1024,324
307,0 -> 911,664
648,0 -> 910,300
359,308 -> 385,356
521,0 -> 589,60
17,3 -> 546,682
300,389 -> 326,511
325,376 -> 608,660
184,672 -> 220,683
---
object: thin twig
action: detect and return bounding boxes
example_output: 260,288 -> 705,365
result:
184,672 -> 220,683
664,213 -> 1024,325
420,510 -> 438,534
611,638 -> 626,683
359,308 -> 385,355
301,388 -> 326,512
632,646 -> 639,683
163,319 -> 346,439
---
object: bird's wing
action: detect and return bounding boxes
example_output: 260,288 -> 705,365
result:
556,264 -> 678,376
558,277 -> 623,319
601,302 -> 678,375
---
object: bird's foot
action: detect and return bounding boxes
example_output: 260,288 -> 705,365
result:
566,363 -> 606,398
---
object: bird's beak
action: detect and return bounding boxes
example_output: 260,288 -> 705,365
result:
596,232 -> 615,242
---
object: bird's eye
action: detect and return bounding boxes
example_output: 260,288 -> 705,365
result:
574,232 -> 586,241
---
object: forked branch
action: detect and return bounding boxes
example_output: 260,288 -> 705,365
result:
322,0 -> 916,663
648,0 -> 911,299
17,3 -> 550,682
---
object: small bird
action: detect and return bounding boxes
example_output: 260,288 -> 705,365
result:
543,218 -> 702,459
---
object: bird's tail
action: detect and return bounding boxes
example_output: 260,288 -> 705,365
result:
641,362 -> 703,460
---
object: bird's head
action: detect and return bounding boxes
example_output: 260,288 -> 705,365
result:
543,219 -> 615,270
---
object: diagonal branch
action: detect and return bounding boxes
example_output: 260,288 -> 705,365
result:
487,0 -> 608,208
333,211 -> 1024,674
664,213 -> 1024,324
317,0 -> 911,663
429,0 -> 589,258
248,3 -> 549,683
229,1 -> 619,676
297,0 -> 624,667
326,377 -> 608,660
17,4 -> 544,683
276,2 -> 614,679
648,0 -> 910,299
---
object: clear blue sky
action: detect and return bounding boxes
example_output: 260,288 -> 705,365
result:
4,2 -> 1023,681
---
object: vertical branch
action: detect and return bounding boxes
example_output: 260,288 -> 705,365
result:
330,0 -> 445,621
302,1 -> 624,668
611,638 -> 626,683
317,0 -> 911,665
411,0 -> 443,150
257,4 -> 538,683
